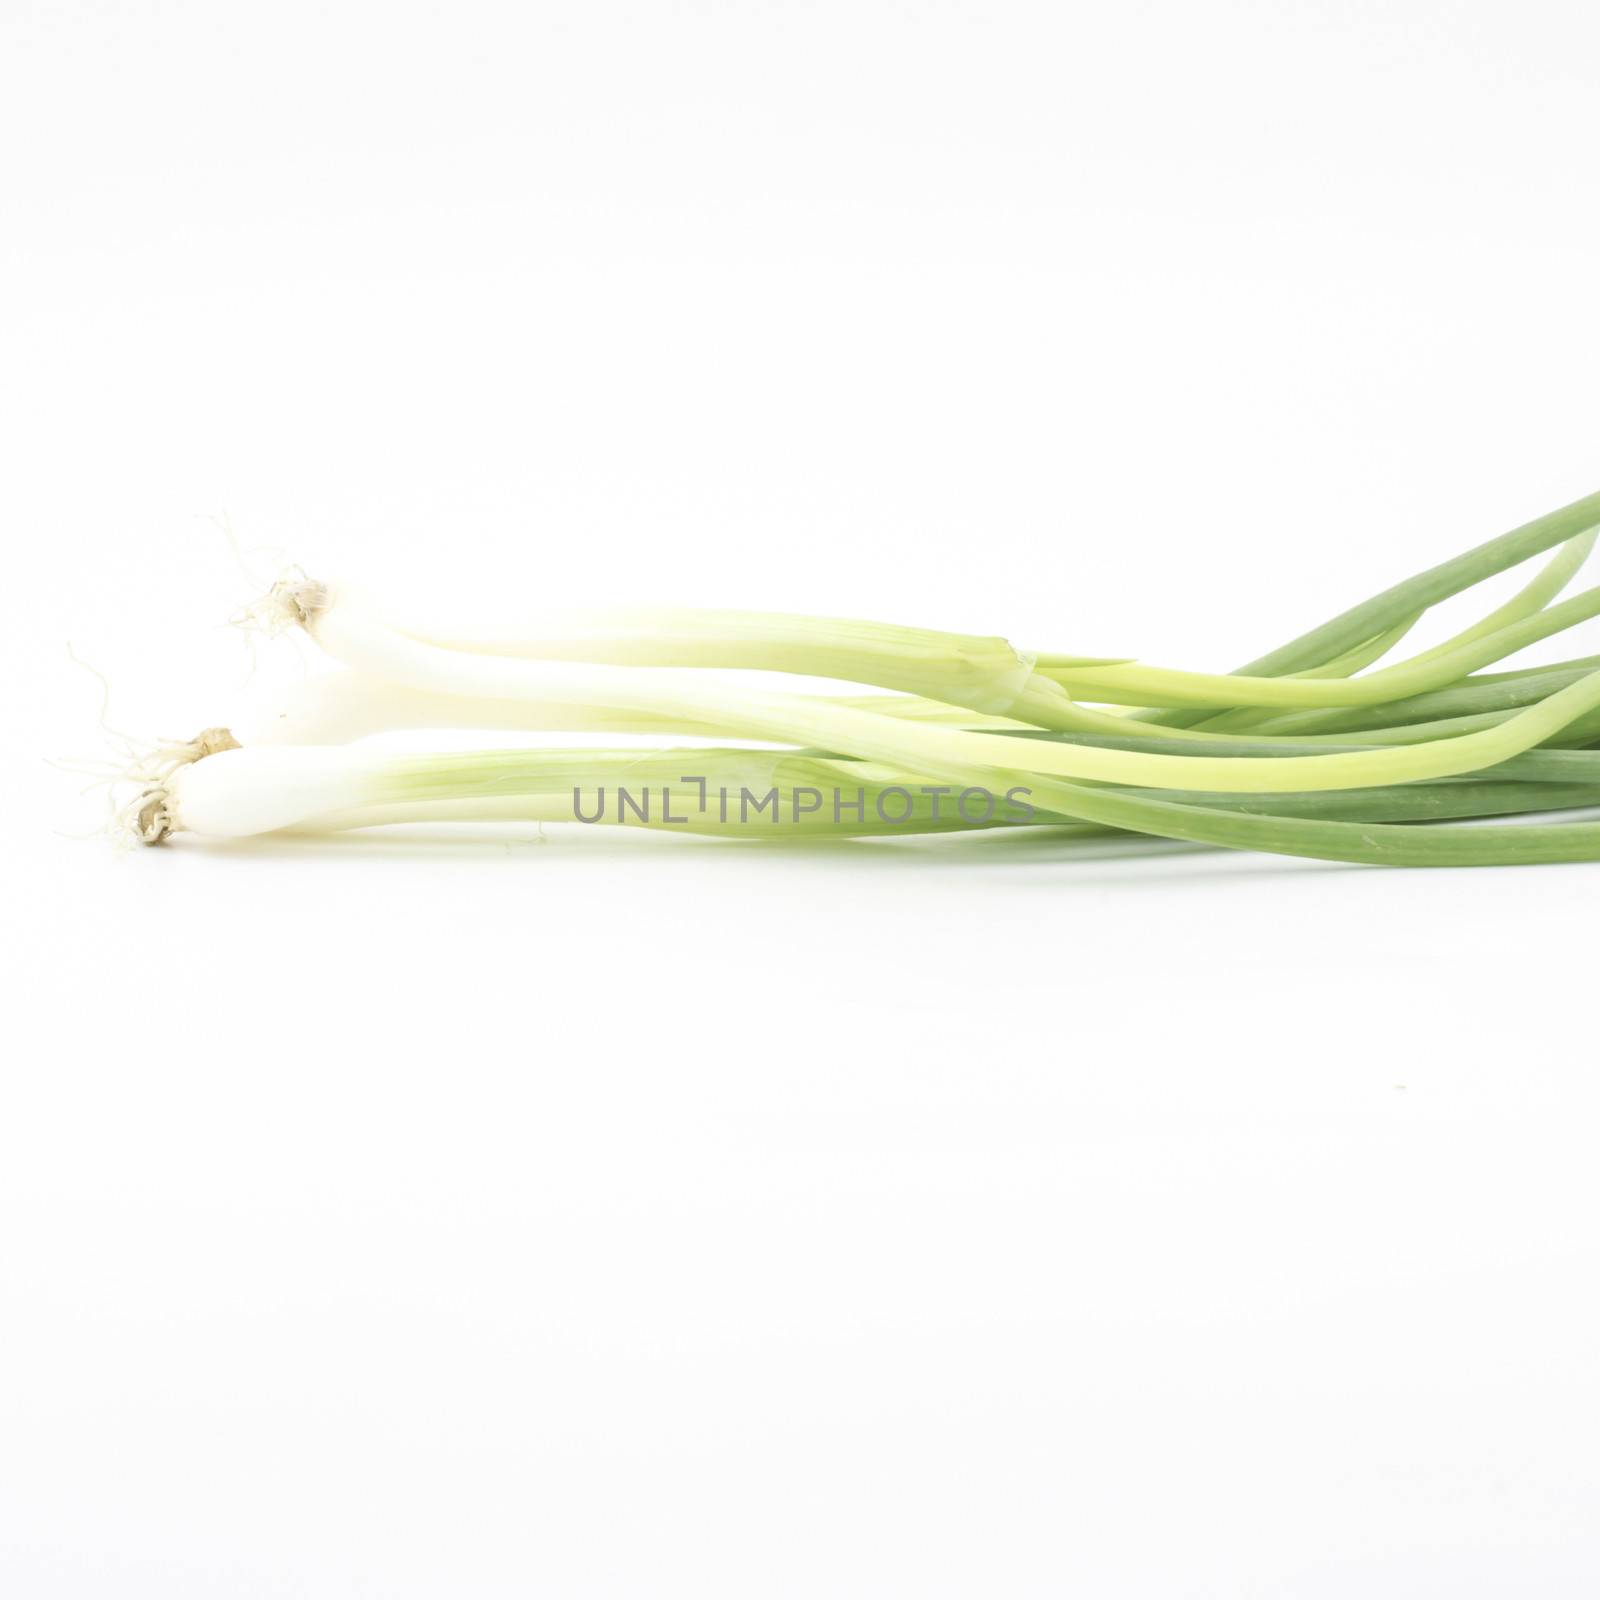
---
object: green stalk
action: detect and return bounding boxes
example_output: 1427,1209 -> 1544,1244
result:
1134,487 -> 1600,727
1278,615 -> 1423,678
1009,772 -> 1600,867
1198,656 -> 1600,738
1195,532 -> 1597,730
1045,582 -> 1600,709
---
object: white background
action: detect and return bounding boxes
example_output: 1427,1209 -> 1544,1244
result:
7,2 -> 1600,1594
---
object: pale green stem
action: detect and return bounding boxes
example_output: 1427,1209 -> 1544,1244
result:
302,592 -> 1600,795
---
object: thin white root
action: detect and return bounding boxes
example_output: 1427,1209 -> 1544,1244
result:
230,571 -> 331,640
113,727 -> 241,846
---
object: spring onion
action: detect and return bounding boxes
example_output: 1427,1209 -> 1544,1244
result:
108,486 -> 1600,867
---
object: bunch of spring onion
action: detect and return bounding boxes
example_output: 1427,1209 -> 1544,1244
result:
123,487 -> 1600,866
